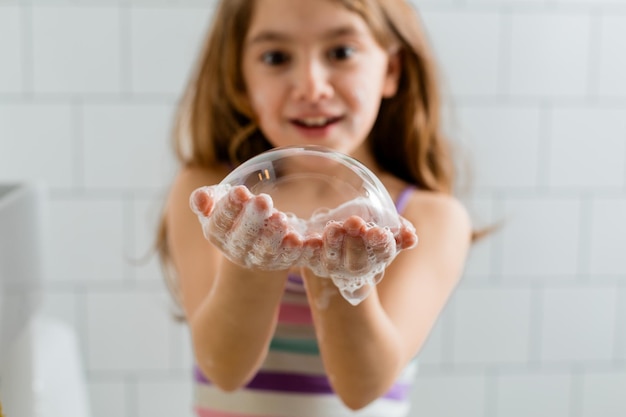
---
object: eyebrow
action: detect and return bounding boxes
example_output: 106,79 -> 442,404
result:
246,25 -> 362,46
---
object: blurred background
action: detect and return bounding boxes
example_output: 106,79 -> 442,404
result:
0,0 -> 624,416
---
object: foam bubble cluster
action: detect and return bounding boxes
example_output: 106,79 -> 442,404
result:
190,145 -> 410,305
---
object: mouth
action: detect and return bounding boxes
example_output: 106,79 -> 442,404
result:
291,116 -> 342,128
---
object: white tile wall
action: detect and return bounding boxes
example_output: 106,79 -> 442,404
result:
82,102 -> 176,189
451,288 -> 533,364
48,198 -> 125,282
581,372 -> 626,417
85,291 -> 174,372
540,287 -> 617,362
457,105 -> 542,189
509,13 -> 590,97
0,7 -> 23,93
494,372 -> 572,417
589,198 -> 626,275
410,373 -> 487,417
0,103 -> 74,187
1,1 -> 625,416
548,107 -> 626,189
130,7 -> 212,94
500,197 -> 581,278
32,7 -> 122,94
598,15 -> 626,97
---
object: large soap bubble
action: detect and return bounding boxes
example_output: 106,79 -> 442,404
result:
194,145 -> 404,305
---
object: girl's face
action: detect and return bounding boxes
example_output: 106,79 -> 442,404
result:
242,0 -> 400,157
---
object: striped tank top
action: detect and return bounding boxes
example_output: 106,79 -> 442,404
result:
194,187 -> 417,417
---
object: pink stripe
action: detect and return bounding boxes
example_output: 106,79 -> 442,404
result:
195,408 -> 273,417
278,302 -> 312,324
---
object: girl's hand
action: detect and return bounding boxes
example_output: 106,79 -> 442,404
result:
190,185 -> 304,271
302,215 -> 418,279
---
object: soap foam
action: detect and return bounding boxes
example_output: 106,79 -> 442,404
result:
191,186 -> 402,305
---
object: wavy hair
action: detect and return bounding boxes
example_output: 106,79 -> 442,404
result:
156,0 -> 457,316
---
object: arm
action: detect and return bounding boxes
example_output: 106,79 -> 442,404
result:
165,167 -> 294,391
302,191 -> 471,410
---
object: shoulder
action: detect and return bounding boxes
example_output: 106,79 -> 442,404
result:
167,165 -> 229,210
403,189 -> 472,244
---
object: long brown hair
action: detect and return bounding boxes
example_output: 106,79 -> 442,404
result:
157,0 -> 456,315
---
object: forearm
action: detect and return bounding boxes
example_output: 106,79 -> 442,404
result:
191,259 -> 288,391
303,272 -> 405,410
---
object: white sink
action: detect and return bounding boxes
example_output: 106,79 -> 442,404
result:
0,183 -> 45,362
0,183 -> 92,417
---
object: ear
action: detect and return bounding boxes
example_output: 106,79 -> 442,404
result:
382,48 -> 401,98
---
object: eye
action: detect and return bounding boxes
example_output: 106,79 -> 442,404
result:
328,46 -> 355,61
261,50 -> 290,66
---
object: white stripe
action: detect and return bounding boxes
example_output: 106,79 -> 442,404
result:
260,352 -> 418,383
260,350 -> 325,374
195,385 -> 410,417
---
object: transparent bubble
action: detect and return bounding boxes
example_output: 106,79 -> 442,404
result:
221,145 -> 400,232
214,145 -> 403,305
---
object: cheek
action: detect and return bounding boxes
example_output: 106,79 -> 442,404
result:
347,83 -> 382,122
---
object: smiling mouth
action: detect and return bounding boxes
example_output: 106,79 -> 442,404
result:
292,116 -> 341,128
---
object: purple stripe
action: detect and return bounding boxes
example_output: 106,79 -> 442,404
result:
287,273 -> 303,285
394,186 -> 415,214
194,366 -> 410,401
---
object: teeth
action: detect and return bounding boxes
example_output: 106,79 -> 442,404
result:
301,117 -> 329,127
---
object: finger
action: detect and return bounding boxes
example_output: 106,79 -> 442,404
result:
343,215 -> 367,237
323,222 -> 345,272
343,233 -> 369,273
395,217 -> 418,250
276,231 -> 304,267
301,233 -> 324,275
252,211 -> 303,269
209,185 -> 253,237
190,187 -> 215,217
365,226 -> 396,265
228,193 -> 274,258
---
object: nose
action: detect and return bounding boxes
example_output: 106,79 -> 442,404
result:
291,58 -> 333,103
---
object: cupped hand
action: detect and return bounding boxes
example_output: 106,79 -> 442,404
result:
190,185 -> 304,271
301,214 -> 418,279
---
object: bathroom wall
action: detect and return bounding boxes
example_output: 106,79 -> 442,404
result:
0,0 -> 624,416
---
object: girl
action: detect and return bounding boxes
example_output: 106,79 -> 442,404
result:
157,0 -> 472,416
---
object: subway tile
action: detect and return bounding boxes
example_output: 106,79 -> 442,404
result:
420,11 -> 501,97
509,13 -> 590,97
137,378 -> 194,417
581,372 -> 626,417
130,7 -> 212,94
416,311 -> 445,365
85,290 -> 173,371
457,105 -> 541,189
461,197 -> 495,279
82,102 -> 177,189
495,372 -> 572,417
47,198 -> 125,282
540,287 -> 617,362
410,373 -> 486,417
171,322 -> 194,371
131,197 -> 166,281
451,288 -> 532,363
89,380 -> 128,417
598,15 -> 626,97
32,6 -> 121,94
39,291 -> 78,331
589,198 -> 626,276
0,103 -> 74,187
548,107 -> 626,189
618,288 -> 626,361
500,197 -> 580,278
0,6 -> 22,93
